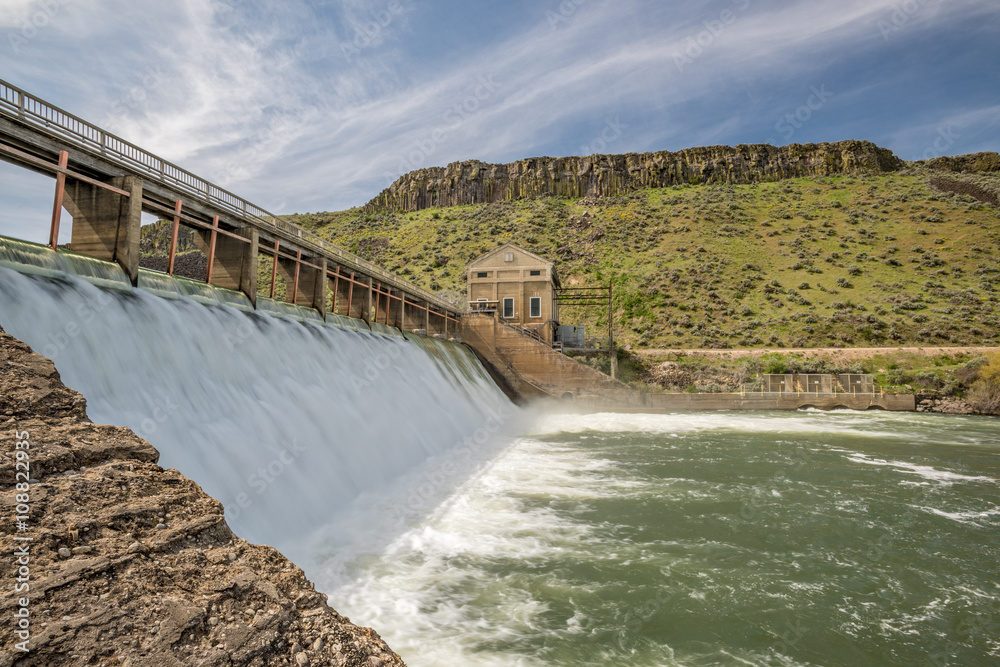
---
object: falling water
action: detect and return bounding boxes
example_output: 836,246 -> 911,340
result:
0,247 -> 519,554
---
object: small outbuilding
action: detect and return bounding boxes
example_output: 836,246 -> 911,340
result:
466,243 -> 561,343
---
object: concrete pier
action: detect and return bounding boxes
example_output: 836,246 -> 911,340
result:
64,176 -> 142,283
194,225 -> 258,304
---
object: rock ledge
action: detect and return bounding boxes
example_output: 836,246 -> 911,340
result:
0,326 -> 405,666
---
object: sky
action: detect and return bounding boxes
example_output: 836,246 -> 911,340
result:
0,0 -> 998,243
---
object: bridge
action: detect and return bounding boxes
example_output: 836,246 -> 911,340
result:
0,79 -> 460,336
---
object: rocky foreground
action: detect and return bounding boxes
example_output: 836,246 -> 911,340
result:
0,326 -> 405,666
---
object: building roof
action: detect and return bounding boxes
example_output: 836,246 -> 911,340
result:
467,243 -> 560,289
467,243 -> 555,269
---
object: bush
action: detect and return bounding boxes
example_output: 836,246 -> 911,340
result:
968,353 -> 1000,414
887,369 -> 913,385
763,354 -> 787,375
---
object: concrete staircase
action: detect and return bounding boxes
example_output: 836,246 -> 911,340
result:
462,313 -> 640,404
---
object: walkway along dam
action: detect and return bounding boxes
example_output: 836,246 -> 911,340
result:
0,79 -> 460,337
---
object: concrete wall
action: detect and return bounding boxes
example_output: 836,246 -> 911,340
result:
462,313 -> 639,404
629,392 -> 915,412
462,313 -> 917,413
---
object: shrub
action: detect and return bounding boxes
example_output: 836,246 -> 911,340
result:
763,354 -> 788,374
968,353 -> 1000,414
886,369 -> 912,385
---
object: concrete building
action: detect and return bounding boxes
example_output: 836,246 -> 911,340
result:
467,243 -> 561,343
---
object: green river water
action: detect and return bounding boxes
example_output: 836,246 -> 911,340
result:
325,410 -> 1000,666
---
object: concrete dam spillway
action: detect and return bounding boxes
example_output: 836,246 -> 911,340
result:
0,256 -> 518,554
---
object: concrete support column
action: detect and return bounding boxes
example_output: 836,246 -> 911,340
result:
428,309 -> 446,337
64,176 -> 142,284
303,256 -> 327,317
338,274 -> 372,324
360,275 -> 373,325
279,254 -> 326,316
194,225 -> 258,306
335,269 -> 354,317
387,290 -> 404,329
402,298 -> 426,333
327,271 -> 339,315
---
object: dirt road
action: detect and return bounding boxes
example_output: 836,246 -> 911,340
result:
635,346 -> 999,363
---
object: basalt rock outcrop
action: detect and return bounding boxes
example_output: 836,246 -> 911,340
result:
364,140 -> 905,213
925,152 -> 1000,174
0,326 -> 405,666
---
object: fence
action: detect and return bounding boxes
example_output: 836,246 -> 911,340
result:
762,374 -> 875,394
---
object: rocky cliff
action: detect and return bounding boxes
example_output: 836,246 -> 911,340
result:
364,140 -> 905,213
0,326 -> 405,666
926,152 -> 1000,173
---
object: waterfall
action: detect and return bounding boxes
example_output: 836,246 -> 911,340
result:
0,252 -> 518,559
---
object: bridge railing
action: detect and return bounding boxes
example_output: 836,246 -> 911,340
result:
0,79 -> 453,313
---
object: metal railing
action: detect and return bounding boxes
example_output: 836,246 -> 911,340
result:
468,300 -> 498,313
496,318 -> 546,344
0,78 -> 455,314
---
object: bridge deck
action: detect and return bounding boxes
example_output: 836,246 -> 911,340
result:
0,79 -> 459,326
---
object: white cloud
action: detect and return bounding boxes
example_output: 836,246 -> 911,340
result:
0,0 -> 996,224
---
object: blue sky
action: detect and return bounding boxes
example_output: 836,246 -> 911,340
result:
1,0 -> 998,243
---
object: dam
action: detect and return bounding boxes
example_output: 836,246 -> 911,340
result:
1,82 -> 996,667
0,258 -> 516,550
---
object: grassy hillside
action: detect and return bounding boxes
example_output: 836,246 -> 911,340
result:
286,167 -> 1000,349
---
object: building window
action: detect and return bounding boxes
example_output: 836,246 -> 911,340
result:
504,252 -> 514,262
502,297 -> 514,318
529,270 -> 541,276
477,272 -> 488,278
529,297 -> 541,318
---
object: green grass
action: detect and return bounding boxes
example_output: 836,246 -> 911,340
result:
283,167 -> 1000,349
